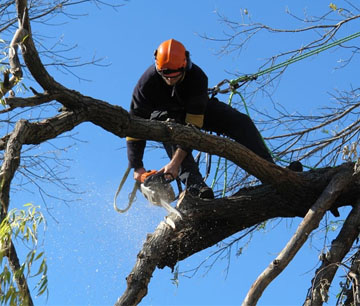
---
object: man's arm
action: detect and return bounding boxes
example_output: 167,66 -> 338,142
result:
160,148 -> 188,180
126,67 -> 156,178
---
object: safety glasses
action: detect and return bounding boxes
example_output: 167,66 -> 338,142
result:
158,68 -> 184,78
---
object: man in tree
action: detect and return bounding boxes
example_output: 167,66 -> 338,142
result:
127,39 -> 274,199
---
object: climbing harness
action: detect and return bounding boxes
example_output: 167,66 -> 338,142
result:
208,75 -> 257,98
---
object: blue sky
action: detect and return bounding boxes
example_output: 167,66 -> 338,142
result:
7,0 -> 360,305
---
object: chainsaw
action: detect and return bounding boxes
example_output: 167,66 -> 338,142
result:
113,167 -> 182,219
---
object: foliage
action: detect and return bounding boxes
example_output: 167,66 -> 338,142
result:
0,204 -> 48,305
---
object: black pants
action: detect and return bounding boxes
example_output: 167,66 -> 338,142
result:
203,98 -> 274,163
157,98 -> 273,189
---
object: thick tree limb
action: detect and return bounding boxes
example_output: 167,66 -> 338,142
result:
304,200 -> 360,305
242,169 -> 353,306
0,120 -> 33,303
0,120 -> 31,214
117,166 -> 358,305
1,88 -> 303,189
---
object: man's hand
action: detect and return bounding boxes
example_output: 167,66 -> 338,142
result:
134,167 -> 146,181
159,162 -> 179,181
159,148 -> 187,181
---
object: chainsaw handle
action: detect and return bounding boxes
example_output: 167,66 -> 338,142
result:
140,169 -> 175,185
162,172 -> 174,183
139,169 -> 158,183
155,170 -> 174,183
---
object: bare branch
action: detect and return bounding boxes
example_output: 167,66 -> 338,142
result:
304,200 -> 360,305
3,91 -> 60,110
242,169 -> 353,306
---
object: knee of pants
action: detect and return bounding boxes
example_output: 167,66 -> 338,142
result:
205,100 -> 253,134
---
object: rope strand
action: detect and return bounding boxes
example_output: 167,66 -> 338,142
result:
207,30 -> 360,194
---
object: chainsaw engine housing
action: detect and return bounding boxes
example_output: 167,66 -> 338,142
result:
140,172 -> 175,206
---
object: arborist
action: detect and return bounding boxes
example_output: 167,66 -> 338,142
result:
126,39 -> 274,199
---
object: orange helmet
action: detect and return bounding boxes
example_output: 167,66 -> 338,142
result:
155,39 -> 187,72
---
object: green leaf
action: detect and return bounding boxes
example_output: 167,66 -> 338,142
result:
21,34 -> 29,43
329,3 -> 337,10
36,277 -> 48,296
0,204 -> 48,300
21,82 -> 29,91
35,251 -> 44,262
27,250 -> 36,265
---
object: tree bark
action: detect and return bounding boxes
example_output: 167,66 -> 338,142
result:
0,120 -> 34,304
304,200 -> 360,305
243,169 -> 353,306
117,165 -> 360,305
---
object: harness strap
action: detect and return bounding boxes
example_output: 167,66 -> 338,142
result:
114,166 -> 140,213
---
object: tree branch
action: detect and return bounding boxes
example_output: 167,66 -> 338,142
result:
4,91 -> 61,109
0,110 -> 87,151
0,120 -> 31,214
15,0 -> 65,92
5,243 -> 34,306
304,200 -> 360,305
242,168 -> 353,306
0,120 -> 33,304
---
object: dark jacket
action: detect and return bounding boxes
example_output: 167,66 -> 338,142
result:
127,63 -> 209,169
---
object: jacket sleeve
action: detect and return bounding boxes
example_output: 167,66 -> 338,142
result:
184,92 -> 208,128
127,138 -> 146,169
183,65 -> 208,128
126,68 -> 155,169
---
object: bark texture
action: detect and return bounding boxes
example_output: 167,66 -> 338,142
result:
117,164 -> 360,305
243,169 -> 353,306
304,201 -> 360,305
